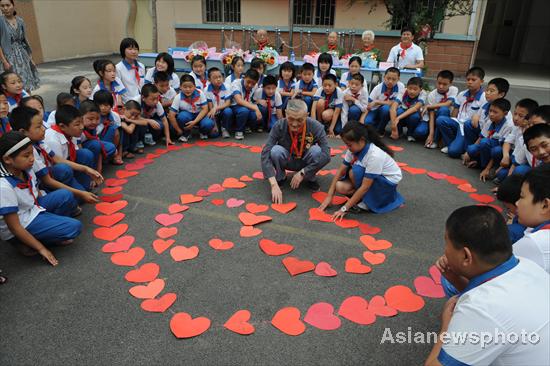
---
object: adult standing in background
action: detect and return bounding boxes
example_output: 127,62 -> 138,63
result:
319,31 -> 345,58
0,0 -> 40,91
355,30 -> 381,61
387,28 -> 424,70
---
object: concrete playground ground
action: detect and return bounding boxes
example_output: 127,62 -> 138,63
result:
0,56 -> 549,365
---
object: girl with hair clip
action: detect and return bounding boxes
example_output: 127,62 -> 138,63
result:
189,55 -> 209,90
224,55 -> 245,90
92,59 -> 127,113
319,121 -> 404,217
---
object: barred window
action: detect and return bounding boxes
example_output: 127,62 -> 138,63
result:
294,0 -> 335,27
203,0 -> 241,24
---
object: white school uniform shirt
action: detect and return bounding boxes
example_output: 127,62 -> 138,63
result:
478,102 -> 514,133
386,42 -> 424,69
395,90 -> 427,109
343,143 -> 402,184
91,78 -> 127,102
453,88 -> 487,123
314,69 -> 337,90
6,90 -> 30,112
224,74 -> 242,90
368,82 -> 405,111
188,71 -> 209,91
170,89 -> 208,114
45,110 -> 57,129
513,223 -> 550,273
277,78 -> 296,94
439,256 -> 549,366
422,87 -> 459,121
294,79 -> 318,94
341,87 -> 369,126
480,117 -> 515,142
230,79 -> 257,107
160,87 -> 177,106
339,72 -> 368,89
144,68 -> 180,90
115,59 -> 145,103
253,88 -> 283,115
0,169 -> 46,241
32,141 -> 56,179
314,87 -> 344,110
130,96 -> 165,120
204,84 -> 231,110
44,128 -> 80,160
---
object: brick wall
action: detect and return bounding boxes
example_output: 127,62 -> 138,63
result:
175,28 -> 474,78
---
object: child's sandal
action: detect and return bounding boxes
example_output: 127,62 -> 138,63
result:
123,152 -> 135,159
111,158 -> 124,166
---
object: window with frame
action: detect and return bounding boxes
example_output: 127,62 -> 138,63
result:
294,0 -> 335,27
203,0 -> 241,24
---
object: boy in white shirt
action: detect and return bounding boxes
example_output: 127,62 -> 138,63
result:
204,67 -> 233,138
253,75 -> 283,132
340,73 -> 369,127
423,70 -> 458,149
311,74 -> 344,137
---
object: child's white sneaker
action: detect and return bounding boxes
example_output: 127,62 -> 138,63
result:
221,128 -> 230,138
199,133 -> 208,140
407,136 -> 416,142
426,142 -> 438,149
178,135 -> 189,143
144,133 -> 156,146
440,146 -> 448,154
235,132 -> 244,140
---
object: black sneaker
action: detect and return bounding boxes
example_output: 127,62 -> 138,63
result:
306,180 -> 321,191
277,177 -> 287,187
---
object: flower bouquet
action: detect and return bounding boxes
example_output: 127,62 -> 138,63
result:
254,46 -> 279,71
221,48 -> 245,65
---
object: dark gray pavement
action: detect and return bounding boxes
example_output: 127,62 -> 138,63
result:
0,56 -> 549,366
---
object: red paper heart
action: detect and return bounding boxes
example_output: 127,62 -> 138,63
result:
414,276 -> 445,298
314,262 -> 338,277
209,238 -> 234,250
101,235 -> 134,253
179,194 -> 203,205
338,296 -> 376,325
362,251 -> 386,265
345,258 -> 372,274
154,148 -> 168,155
427,171 -> 447,180
308,208 -> 333,223
388,145 -> 404,152
129,278 -> 165,299
152,239 -> 175,254
207,184 -> 224,193
334,218 -> 359,229
170,245 -> 199,261
238,212 -> 272,226
358,223 -> 381,235
304,302 -> 341,330
105,178 -> 128,187
271,202 -> 297,214
484,204 -> 503,213
125,262 -> 159,283
226,198 -> 245,208
141,293 -> 177,313
211,199 -> 225,206
110,247 -> 145,266
93,212 -> 125,227
396,161 -> 408,167
168,204 -> 189,214
239,175 -> 254,182
135,158 -> 154,165
99,194 -> 124,203
282,256 -> 315,276
457,183 -> 477,193
102,186 -> 123,195
125,163 -> 145,171
95,200 -> 128,215
155,213 -> 184,226
196,189 -> 211,197
360,235 -> 392,251
445,175 -> 469,185
93,224 -> 128,241
170,312 -> 211,338
368,295 -> 398,317
469,193 -> 495,204
271,307 -> 305,336
385,285 -> 425,312
311,191 -> 348,205
116,170 -> 138,179
429,265 -> 442,284
146,153 -> 160,159
252,171 -> 264,179
224,310 -> 255,335
248,146 -> 262,153
222,177 -> 247,189
240,226 -> 262,238
245,203 -> 269,214
259,239 -> 294,256
156,227 -> 178,239
401,166 -> 427,175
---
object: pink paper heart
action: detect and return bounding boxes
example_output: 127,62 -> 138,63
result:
414,276 -> 445,298
208,184 -> 224,193
226,198 -> 245,208
196,189 -> 211,197
303,302 -> 341,330
314,262 -> 337,277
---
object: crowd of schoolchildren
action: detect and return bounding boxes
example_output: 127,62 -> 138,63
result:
1,34 -> 549,362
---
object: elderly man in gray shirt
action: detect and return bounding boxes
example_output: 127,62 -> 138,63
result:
261,99 -> 331,203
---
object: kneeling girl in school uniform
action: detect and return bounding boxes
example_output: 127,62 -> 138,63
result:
319,121 -> 404,217
0,132 -> 82,266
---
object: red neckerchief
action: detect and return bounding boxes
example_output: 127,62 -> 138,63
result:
212,87 -> 221,105
257,40 -> 268,50
266,96 -> 272,123
200,77 -> 207,89
288,123 -> 307,159
352,92 -> 360,100
16,173 -> 39,206
439,91 -> 448,103
130,62 -> 141,83
328,44 -> 337,51
99,115 -> 112,138
324,92 -> 334,110
0,119 -> 11,136
184,93 -> 201,112
402,91 -> 412,108
363,45 -> 375,52
34,144 -> 54,168
244,88 -> 251,102
399,42 -> 412,58
142,103 -> 155,118
6,92 -> 22,104
282,80 -> 292,92
51,124 -> 76,161
459,92 -> 477,117
83,129 -> 107,158
487,120 -> 503,138
532,155 -> 539,168
383,88 -> 393,101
